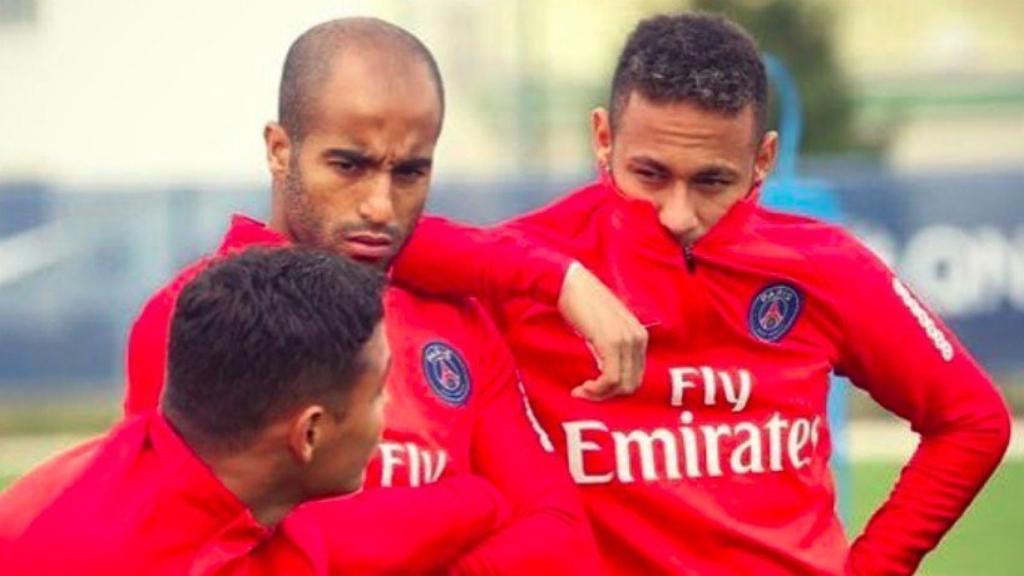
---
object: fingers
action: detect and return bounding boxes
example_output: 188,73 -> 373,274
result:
574,321 -> 649,402
557,261 -> 651,401
613,332 -> 637,395
627,320 -> 649,393
582,335 -> 626,399
571,377 -> 620,401
602,318 -> 648,397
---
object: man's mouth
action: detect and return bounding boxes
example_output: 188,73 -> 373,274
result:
341,233 -> 395,262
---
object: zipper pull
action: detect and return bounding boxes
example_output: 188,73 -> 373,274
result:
683,244 -> 696,273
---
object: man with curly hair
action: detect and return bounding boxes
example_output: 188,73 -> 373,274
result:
393,13 -> 1011,575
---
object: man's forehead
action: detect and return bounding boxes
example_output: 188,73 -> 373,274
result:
615,103 -> 757,174
303,63 -> 442,142
299,78 -> 441,156
322,44 -> 437,95
617,94 -> 759,148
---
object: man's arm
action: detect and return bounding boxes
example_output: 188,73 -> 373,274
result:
835,242 -> 1011,575
395,215 -> 573,310
393,181 -> 609,309
395,215 -> 647,400
287,476 -> 509,575
448,318 -> 605,575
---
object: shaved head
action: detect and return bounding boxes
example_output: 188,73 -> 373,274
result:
278,17 -> 445,142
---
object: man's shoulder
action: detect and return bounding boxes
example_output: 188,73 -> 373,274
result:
749,204 -> 876,267
0,436 -> 105,543
0,416 -> 150,545
1,414 -> 229,574
740,206 -> 892,315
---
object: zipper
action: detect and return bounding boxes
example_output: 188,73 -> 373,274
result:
683,243 -> 696,273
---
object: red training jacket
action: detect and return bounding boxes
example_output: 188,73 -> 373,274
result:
392,172 -> 1012,575
0,412 -> 510,575
123,215 -> 603,575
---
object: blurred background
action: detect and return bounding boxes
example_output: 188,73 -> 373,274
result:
1,1 -> 1021,573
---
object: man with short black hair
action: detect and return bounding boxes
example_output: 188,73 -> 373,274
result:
394,12 -> 1011,574
0,248 -> 391,574
125,17 -> 612,575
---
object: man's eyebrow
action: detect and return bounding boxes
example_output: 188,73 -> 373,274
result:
629,155 -> 670,171
393,157 -> 433,171
693,165 -> 741,179
323,148 -> 377,166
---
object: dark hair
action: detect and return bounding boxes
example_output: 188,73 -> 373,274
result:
163,247 -> 385,448
278,17 -> 445,141
610,13 -> 767,134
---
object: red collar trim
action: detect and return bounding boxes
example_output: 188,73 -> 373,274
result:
595,166 -> 761,251
218,214 -> 290,254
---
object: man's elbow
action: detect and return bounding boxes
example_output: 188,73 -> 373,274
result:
969,387 -> 1013,467
986,399 -> 1013,463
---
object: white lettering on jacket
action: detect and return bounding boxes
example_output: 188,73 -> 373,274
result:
562,365 -> 824,485
378,442 -> 448,487
892,277 -> 954,362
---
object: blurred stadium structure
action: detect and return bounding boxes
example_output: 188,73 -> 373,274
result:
1,0 -> 1022,397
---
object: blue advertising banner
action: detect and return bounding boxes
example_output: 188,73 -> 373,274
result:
827,169 -> 1023,372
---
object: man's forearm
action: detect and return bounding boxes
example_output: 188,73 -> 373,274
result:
292,475 -> 509,574
394,215 -> 572,306
847,401 -> 1010,574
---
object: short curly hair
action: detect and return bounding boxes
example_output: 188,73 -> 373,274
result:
610,13 -> 767,134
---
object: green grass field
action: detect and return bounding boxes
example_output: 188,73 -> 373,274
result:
1,438 -> 1020,574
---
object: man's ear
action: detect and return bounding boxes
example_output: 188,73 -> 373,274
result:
753,130 -> 778,186
591,107 -> 613,171
264,122 -> 293,177
287,405 -> 325,464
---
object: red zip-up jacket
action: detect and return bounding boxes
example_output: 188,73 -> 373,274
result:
0,412 -> 509,575
122,215 -> 602,575
0,409 -> 520,569
392,173 -> 1012,575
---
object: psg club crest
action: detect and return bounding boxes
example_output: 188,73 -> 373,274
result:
748,283 -> 802,343
421,342 -> 472,406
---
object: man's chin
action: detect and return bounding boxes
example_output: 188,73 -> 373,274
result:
346,252 -> 393,271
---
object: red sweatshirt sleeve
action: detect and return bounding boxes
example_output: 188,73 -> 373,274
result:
288,476 -> 509,575
834,240 -> 1011,575
449,313 -> 604,575
394,215 -> 573,308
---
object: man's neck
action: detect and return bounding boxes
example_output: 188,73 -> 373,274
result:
267,197 -> 290,238
200,443 -> 302,527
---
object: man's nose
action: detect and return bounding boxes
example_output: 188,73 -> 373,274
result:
358,174 -> 395,225
658,184 -> 700,241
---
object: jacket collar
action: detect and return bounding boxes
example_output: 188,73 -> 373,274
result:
596,167 -> 762,257
149,413 -> 262,533
152,409 -> 328,573
218,214 -> 290,254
